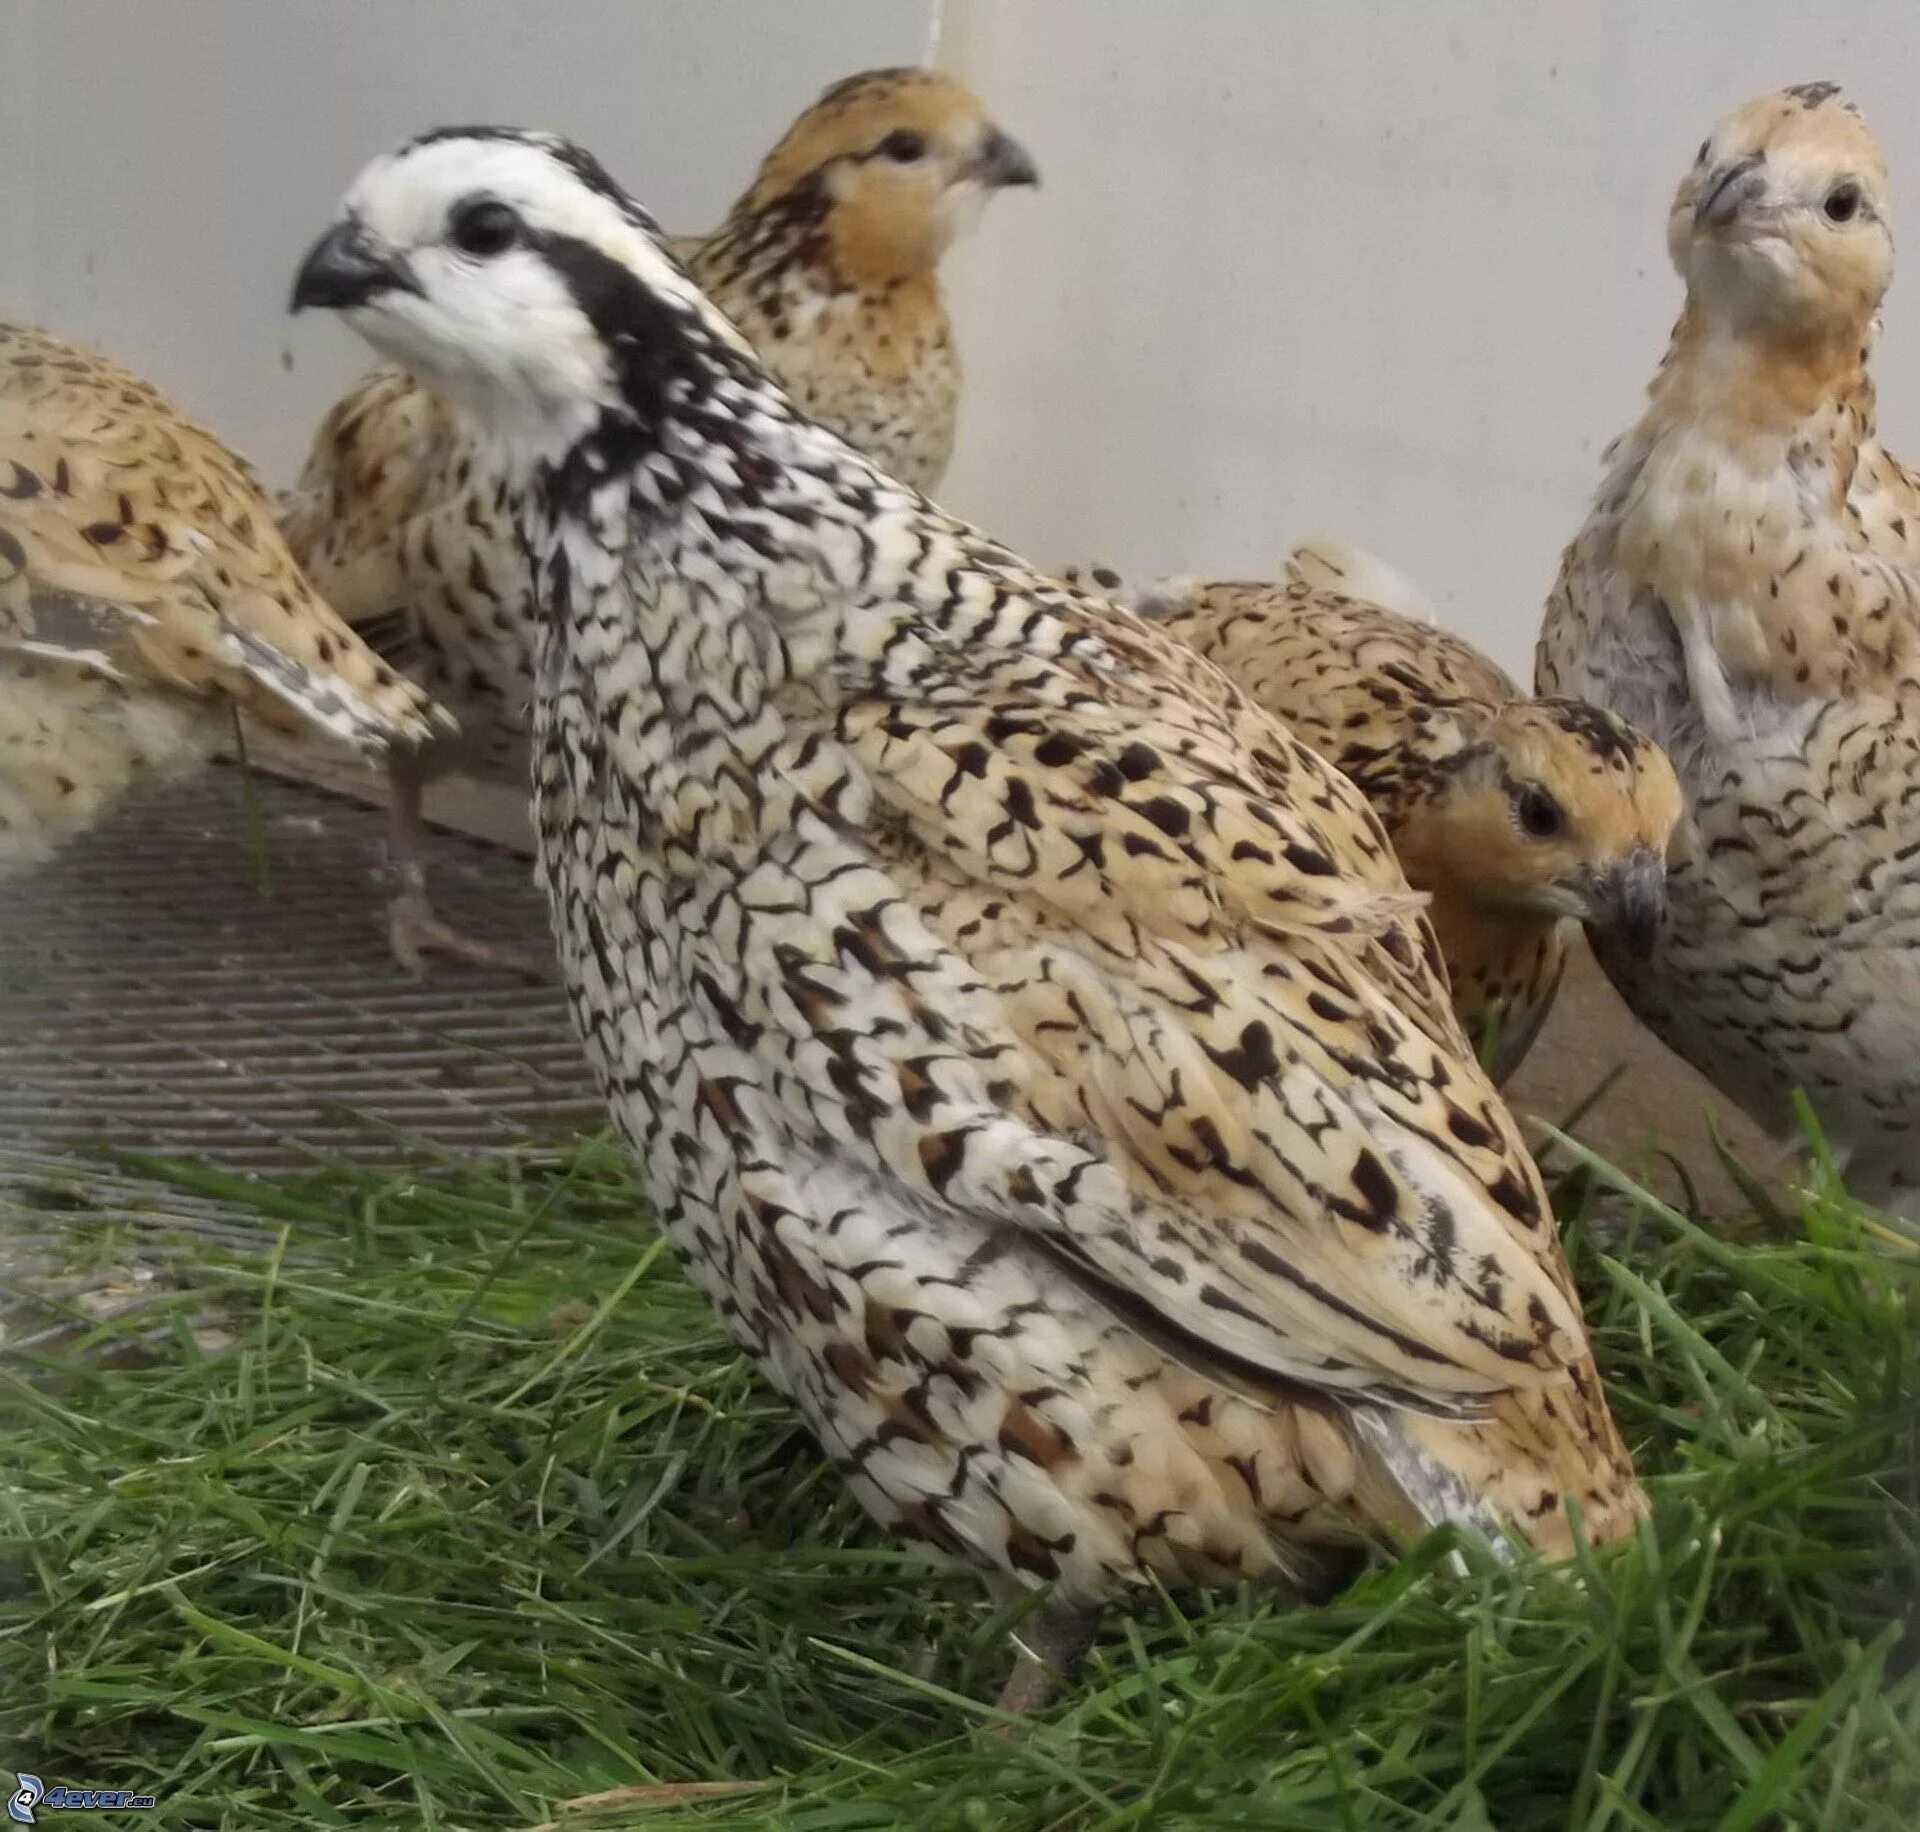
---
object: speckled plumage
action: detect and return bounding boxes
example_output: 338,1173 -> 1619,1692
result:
280,71 -> 1032,971
676,66 -> 1035,493
1539,85 -> 1920,1207
300,128 -> 1643,1687
1123,555 -> 1680,1082
0,322 -> 450,874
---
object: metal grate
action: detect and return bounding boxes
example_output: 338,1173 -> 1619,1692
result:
0,1147 -> 305,1353
0,762 -> 602,1171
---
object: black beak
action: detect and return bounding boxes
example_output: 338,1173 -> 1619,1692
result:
1696,154 -> 1767,230
1590,847 -> 1666,958
290,219 -> 420,312
975,126 -> 1039,190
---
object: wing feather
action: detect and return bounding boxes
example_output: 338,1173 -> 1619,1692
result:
0,323 -> 451,751
712,591 -> 1600,1423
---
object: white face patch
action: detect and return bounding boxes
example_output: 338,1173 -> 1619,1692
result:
317,133 -> 724,434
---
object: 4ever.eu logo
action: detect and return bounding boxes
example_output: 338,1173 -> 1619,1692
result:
9,1776 -> 158,1822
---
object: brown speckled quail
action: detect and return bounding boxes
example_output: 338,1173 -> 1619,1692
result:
295,125 -> 1644,1713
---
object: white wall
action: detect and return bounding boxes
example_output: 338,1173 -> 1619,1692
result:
6,3 -> 1920,677
933,0 -> 1920,673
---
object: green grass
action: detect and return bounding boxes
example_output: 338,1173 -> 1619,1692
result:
2,1133 -> 1916,1830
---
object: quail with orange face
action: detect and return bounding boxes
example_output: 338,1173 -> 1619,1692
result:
1119,549 -> 1682,1082
294,124 -> 1644,1710
1540,84 -> 1920,1210
0,322 -> 451,874
281,69 -> 1036,974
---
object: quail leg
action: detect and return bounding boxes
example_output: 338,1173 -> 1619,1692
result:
990,1601 -> 1100,1729
384,750 -> 552,979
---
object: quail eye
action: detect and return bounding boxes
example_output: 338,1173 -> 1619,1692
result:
449,198 -> 522,257
1824,181 -> 1862,223
1696,139 -> 1711,167
1515,785 -> 1566,839
878,129 -> 928,164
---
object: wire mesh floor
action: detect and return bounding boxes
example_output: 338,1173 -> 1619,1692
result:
0,763 -> 600,1169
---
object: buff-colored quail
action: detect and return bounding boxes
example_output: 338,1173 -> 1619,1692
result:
0,322 -> 450,875
1540,84 -> 1920,1211
1111,547 -> 1682,1082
